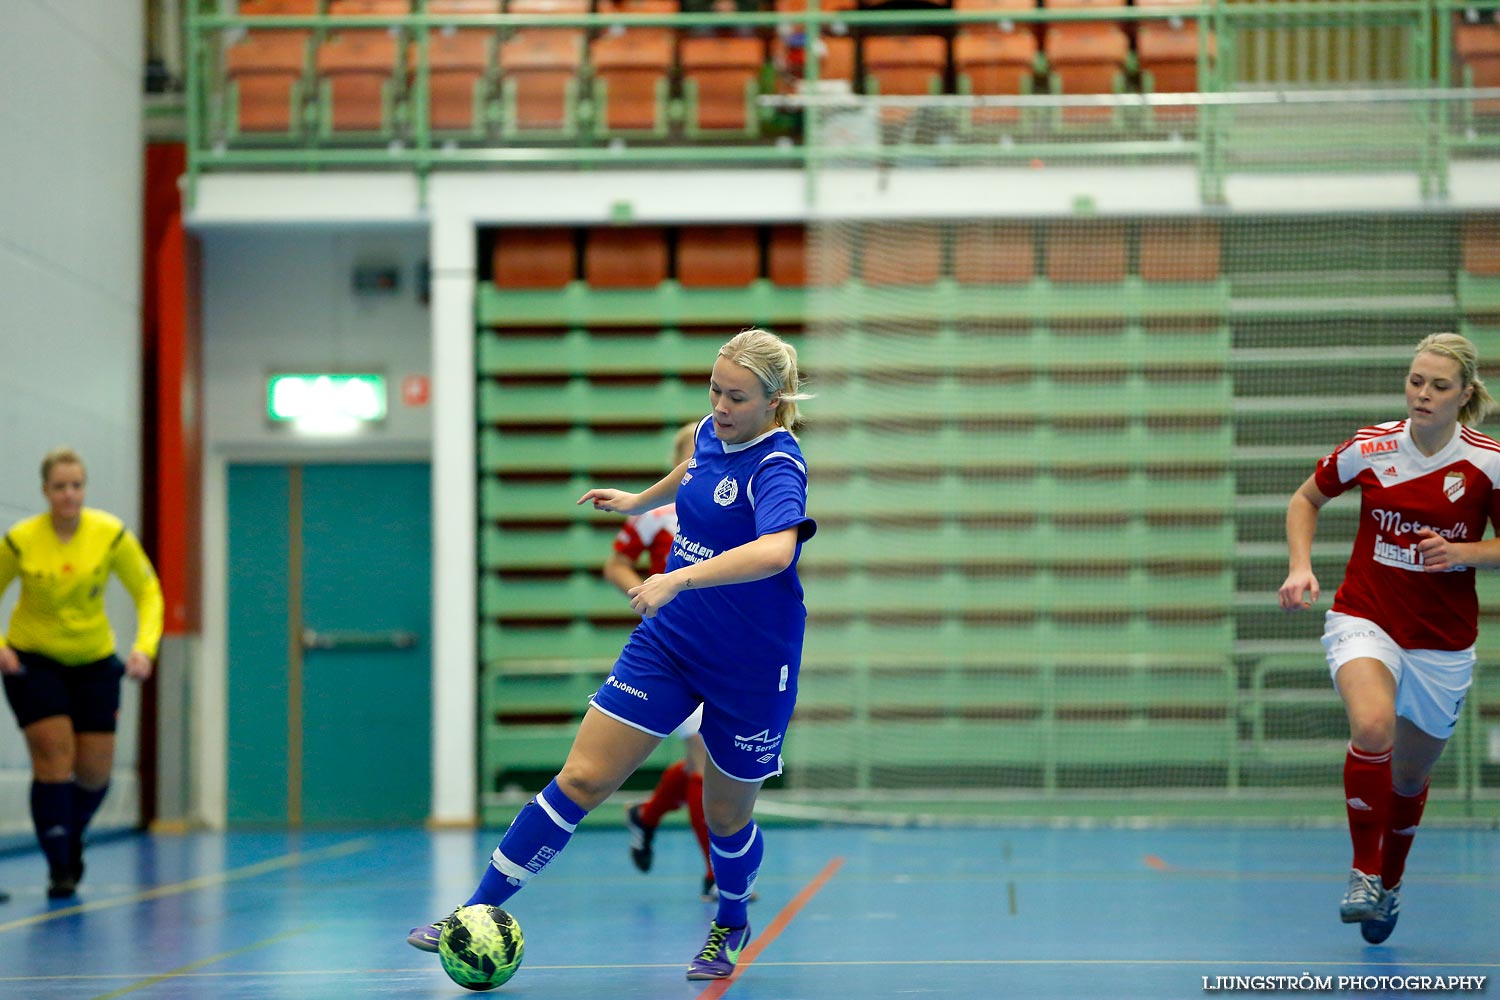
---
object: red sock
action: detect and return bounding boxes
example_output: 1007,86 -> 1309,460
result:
1381,782 -> 1428,889
685,771 -> 712,879
639,761 -> 690,828
1344,743 -> 1392,875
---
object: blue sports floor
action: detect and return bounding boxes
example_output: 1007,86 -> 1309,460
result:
0,822 -> 1495,999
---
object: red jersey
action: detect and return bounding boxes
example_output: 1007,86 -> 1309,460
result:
1314,419 -> 1500,650
612,504 -> 678,577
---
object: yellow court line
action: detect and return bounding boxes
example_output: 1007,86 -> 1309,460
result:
0,837 -> 372,935
87,926 -> 313,1000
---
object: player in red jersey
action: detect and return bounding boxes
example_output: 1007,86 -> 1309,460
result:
606,423 -> 720,900
1279,332 -> 1500,944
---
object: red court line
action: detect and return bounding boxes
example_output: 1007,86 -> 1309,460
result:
700,855 -> 846,999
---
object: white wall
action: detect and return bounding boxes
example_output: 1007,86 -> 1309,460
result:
199,226 -> 432,455
194,224 -> 432,827
0,1 -> 144,836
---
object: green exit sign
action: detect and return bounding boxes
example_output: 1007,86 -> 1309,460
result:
267,374 -> 387,425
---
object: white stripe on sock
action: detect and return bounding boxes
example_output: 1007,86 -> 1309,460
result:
491,848 -> 532,882
1346,742 -> 1392,763
537,791 -> 579,833
710,824 -> 759,860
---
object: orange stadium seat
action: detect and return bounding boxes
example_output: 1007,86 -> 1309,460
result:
225,31 -> 311,135
506,0 -> 591,28
589,30 -> 675,136
680,36 -> 767,135
771,0 -> 857,91
862,35 -> 948,128
678,227 -> 762,287
1456,18 -> 1500,115
770,224 -> 852,286
1042,0 -> 1128,123
585,228 -> 670,288
862,35 -> 949,98
1139,220 -> 1220,282
953,0 -> 1038,43
768,225 -> 808,286
498,29 -> 586,135
862,223 -> 943,286
953,222 -> 1035,284
224,0 -> 316,136
773,0 -> 857,16
239,0 -> 317,14
1136,0 -> 1214,122
772,33 -> 855,92
328,0 -> 411,36
597,0 -> 680,48
1046,220 -> 1127,283
239,0 -> 317,13
1462,217 -> 1500,276
316,29 -> 405,133
953,0 -> 1038,127
492,228 -> 577,288
425,34 -> 493,133
421,3 -> 499,134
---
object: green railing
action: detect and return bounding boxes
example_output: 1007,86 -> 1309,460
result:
182,0 -> 1500,203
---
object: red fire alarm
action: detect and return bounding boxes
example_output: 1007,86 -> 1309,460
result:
401,374 -> 430,407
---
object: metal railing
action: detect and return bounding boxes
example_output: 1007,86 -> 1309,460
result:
181,0 -> 1500,202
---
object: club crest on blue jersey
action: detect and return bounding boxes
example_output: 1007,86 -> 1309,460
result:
713,477 -> 739,506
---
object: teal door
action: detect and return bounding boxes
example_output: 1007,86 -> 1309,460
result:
227,463 -> 432,826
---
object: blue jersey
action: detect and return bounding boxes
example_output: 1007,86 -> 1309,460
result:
640,415 -> 816,687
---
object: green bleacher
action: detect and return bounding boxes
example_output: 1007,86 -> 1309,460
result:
474,213 -> 1500,819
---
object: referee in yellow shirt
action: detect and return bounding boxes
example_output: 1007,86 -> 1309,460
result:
0,448 -> 163,898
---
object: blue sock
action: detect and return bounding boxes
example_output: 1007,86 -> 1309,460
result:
30,781 -> 73,874
466,779 -> 588,907
709,821 -> 762,928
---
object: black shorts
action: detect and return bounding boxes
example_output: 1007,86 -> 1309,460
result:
2,650 -> 125,733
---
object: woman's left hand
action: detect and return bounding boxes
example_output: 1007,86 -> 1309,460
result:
628,573 -> 683,619
1416,528 -> 1465,573
124,651 -> 154,681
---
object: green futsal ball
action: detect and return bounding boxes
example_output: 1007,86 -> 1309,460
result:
438,904 -> 525,991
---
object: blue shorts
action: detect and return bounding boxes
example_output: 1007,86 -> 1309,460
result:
2,650 -> 125,733
589,625 -> 799,783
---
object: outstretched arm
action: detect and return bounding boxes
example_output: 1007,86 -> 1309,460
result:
577,459 -> 691,517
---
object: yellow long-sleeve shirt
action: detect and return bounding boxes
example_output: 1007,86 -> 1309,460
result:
0,508 -> 165,665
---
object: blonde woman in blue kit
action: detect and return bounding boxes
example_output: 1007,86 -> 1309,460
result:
0,448 -> 163,898
408,328 -> 815,982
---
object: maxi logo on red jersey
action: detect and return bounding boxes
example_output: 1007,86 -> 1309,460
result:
1360,438 -> 1399,457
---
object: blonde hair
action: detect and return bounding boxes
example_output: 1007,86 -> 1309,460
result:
717,327 -> 812,432
1414,332 -> 1497,427
41,447 -> 86,484
671,421 -> 697,466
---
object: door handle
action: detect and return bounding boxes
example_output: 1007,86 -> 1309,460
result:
301,628 -> 419,651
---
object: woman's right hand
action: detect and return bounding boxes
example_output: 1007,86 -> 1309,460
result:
1278,570 -> 1320,611
576,489 -> 640,514
0,647 -> 20,676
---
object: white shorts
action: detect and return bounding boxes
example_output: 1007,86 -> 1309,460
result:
671,704 -> 704,740
1321,611 -> 1474,739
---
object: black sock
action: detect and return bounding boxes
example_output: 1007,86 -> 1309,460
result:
30,781 -> 74,875
71,782 -> 109,845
